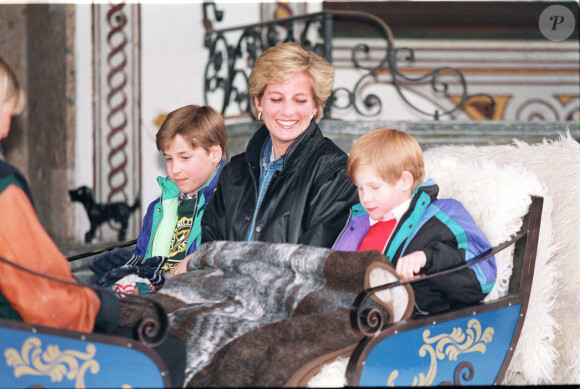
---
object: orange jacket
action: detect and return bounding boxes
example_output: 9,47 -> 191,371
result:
0,184 -> 101,332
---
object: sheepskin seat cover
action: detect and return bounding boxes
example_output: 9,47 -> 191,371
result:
425,132 -> 579,385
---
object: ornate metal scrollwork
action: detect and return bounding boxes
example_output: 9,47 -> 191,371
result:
440,361 -> 476,385
202,3 -> 495,120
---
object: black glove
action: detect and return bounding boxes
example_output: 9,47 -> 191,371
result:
133,256 -> 168,288
90,248 -> 142,275
91,254 -> 168,289
91,265 -> 138,288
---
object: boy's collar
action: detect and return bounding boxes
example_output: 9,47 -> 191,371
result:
369,198 -> 411,226
177,191 -> 197,205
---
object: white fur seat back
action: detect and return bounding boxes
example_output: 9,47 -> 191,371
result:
423,152 -> 549,302
423,137 -> 568,385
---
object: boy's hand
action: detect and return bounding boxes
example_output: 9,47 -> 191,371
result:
170,255 -> 191,278
395,251 -> 427,281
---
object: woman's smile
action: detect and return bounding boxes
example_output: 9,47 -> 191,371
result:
275,119 -> 299,128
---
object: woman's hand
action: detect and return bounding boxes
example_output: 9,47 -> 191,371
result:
170,255 -> 191,278
395,251 -> 427,281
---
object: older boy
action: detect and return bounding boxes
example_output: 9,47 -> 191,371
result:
333,128 -> 497,316
90,105 -> 227,293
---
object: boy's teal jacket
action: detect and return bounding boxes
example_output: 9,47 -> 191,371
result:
133,161 -> 225,258
333,179 -> 497,315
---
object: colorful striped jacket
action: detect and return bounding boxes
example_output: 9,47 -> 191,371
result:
0,159 -> 105,331
333,179 -> 497,315
134,161 -> 226,259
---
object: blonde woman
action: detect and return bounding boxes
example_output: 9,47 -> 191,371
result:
201,42 -> 358,248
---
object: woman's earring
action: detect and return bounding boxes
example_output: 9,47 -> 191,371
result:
258,111 -> 263,121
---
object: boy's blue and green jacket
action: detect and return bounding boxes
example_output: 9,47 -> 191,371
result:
333,179 -> 497,315
134,161 -> 225,259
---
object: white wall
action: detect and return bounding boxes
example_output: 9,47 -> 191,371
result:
73,2 -> 263,240
139,2 -> 261,207
140,3 -> 206,207
73,3 -> 93,237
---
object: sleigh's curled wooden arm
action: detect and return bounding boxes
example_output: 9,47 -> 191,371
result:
350,229 -> 527,336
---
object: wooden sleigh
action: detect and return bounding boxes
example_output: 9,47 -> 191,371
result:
0,196 -> 542,388
343,196 -> 543,386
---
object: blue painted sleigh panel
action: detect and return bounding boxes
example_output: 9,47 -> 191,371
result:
356,305 -> 521,386
0,318 -> 169,388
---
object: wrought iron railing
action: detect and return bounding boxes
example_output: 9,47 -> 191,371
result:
202,2 -> 495,121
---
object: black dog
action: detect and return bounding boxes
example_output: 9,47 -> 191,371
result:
69,186 -> 140,243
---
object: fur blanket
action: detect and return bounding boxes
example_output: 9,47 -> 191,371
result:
147,241 -> 412,387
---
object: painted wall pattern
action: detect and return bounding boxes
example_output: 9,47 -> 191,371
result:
92,2 -> 141,241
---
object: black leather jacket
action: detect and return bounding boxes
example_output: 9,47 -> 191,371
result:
201,121 -> 358,248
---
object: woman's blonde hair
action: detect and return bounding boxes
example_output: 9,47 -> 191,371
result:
248,42 -> 335,122
0,56 -> 25,114
347,128 -> 425,191
156,105 -> 228,160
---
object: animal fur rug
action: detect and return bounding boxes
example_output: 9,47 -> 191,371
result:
124,241 -> 412,387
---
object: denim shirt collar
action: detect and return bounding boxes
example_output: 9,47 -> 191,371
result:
260,136 -> 284,170
246,137 -> 284,241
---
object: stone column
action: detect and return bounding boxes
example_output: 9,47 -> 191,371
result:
0,4 -> 75,243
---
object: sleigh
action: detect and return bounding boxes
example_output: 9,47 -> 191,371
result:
344,196 -> 542,386
0,194 -> 542,388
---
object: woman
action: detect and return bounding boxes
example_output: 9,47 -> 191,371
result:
201,42 -> 358,247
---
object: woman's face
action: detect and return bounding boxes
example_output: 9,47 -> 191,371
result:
0,99 -> 16,140
255,71 -> 318,158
